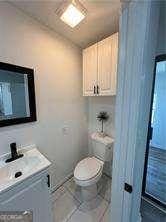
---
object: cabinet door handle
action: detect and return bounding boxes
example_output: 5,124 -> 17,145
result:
97,85 -> 99,94
94,85 -> 96,94
47,174 -> 50,187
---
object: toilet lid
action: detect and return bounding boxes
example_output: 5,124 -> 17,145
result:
74,157 -> 103,181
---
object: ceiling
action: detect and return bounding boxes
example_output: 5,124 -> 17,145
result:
10,0 -> 121,48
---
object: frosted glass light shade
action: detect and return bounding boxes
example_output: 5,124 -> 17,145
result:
60,4 -> 85,28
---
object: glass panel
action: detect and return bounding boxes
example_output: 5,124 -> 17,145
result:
0,70 -> 30,120
145,60 -> 166,205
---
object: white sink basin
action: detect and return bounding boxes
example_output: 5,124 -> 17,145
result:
0,145 -> 51,193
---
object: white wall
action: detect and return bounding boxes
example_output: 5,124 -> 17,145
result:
88,96 -> 116,176
0,2 -> 88,189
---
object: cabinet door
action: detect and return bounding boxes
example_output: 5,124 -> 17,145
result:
83,44 -> 98,96
110,32 -> 118,95
98,33 -> 118,96
0,175 -> 53,222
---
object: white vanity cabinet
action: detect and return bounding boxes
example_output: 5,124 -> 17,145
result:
83,32 -> 118,96
0,171 -> 53,222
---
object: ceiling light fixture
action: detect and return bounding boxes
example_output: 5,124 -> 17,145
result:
56,0 -> 87,28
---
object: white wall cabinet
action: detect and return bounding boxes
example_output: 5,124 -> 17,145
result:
83,32 -> 118,96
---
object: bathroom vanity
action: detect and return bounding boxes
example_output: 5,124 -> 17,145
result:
0,145 -> 52,222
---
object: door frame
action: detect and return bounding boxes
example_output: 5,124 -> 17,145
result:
142,54 -> 166,209
110,1 -> 160,222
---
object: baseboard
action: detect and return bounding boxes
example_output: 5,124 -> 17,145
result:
51,173 -> 73,193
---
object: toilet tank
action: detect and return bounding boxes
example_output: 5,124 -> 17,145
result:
91,133 -> 114,162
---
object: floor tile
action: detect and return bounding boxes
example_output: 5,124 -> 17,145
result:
64,177 -> 82,203
100,204 -> 111,222
68,195 -> 108,222
52,190 -> 81,222
141,199 -> 166,222
145,146 -> 166,204
98,175 -> 112,202
52,186 -> 66,203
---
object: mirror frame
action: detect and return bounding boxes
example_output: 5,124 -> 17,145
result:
0,62 -> 37,127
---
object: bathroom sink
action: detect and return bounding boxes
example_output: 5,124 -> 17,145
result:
0,145 -> 51,193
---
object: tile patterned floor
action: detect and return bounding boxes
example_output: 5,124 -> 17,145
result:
141,199 -> 166,222
51,174 -> 166,222
146,147 -> 166,205
52,174 -> 111,222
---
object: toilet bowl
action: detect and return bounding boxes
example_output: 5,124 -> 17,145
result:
74,132 -> 114,201
74,157 -> 104,201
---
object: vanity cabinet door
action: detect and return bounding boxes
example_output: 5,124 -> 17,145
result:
83,43 -> 98,96
98,33 -> 118,96
0,174 -> 53,222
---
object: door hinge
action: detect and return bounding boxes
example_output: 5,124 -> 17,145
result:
124,183 -> 133,193
148,125 -> 153,141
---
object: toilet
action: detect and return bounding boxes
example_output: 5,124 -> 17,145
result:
74,132 -> 114,201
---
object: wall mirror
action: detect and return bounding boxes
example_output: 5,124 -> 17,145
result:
0,62 -> 36,127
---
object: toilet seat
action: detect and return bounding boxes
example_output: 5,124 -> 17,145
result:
74,157 -> 104,187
